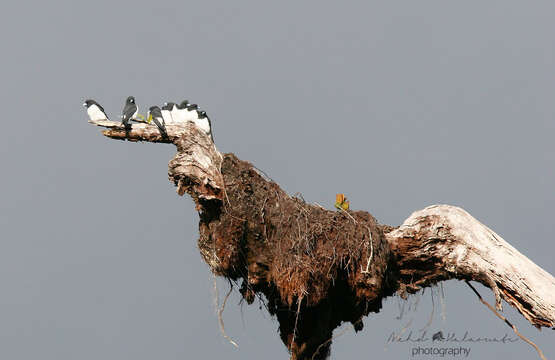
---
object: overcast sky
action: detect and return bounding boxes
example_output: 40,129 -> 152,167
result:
0,1 -> 553,359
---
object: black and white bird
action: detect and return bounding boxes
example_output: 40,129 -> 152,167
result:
196,110 -> 214,141
83,99 -> 109,121
147,106 -> 168,138
164,102 -> 180,122
173,100 -> 189,123
121,96 -> 138,129
185,103 -> 199,122
161,103 -> 174,125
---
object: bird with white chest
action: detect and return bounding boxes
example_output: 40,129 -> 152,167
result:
161,102 -> 176,125
170,101 -> 213,141
196,110 -> 214,142
83,99 -> 109,121
166,102 -> 181,123
147,106 -> 168,139
172,100 -> 189,124
184,103 -> 199,123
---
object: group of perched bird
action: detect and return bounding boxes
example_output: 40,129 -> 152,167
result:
83,96 -> 213,141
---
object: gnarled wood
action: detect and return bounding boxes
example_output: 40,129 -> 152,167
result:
89,119 -> 224,201
386,205 -> 555,329
90,117 -> 555,360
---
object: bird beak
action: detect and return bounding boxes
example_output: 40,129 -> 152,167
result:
82,103 -> 86,107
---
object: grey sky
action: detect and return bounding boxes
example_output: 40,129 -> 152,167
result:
0,0 -> 553,359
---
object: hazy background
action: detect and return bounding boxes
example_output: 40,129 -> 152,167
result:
0,1 -> 553,359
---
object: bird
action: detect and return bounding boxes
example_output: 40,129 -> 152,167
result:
185,103 -> 199,122
83,99 -> 109,121
172,100 -> 189,124
161,103 -> 174,125
196,110 -> 214,141
334,194 -> 350,211
121,96 -> 138,129
166,102 -> 180,121
147,106 -> 168,138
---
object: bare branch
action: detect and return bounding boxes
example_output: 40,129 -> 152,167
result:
89,118 -> 224,201
386,205 -> 555,329
88,119 -> 177,143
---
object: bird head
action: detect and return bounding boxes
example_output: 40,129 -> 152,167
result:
126,96 -> 135,104
161,103 -> 174,111
147,106 -> 157,123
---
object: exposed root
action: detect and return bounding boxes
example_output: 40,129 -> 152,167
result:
291,297 -> 303,351
439,283 -> 446,323
419,287 -> 435,331
465,281 -> 545,360
360,225 -> 374,274
213,276 -> 239,348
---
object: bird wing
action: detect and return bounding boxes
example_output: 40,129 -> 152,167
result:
122,102 -> 137,120
88,101 -> 106,114
151,108 -> 163,118
152,116 -> 168,138
88,104 -> 109,120
95,102 -> 106,114
206,114 -> 214,141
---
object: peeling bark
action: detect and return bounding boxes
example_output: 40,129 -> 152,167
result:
90,118 -> 555,359
386,205 -> 555,329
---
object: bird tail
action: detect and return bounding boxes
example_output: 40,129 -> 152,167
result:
152,118 -> 168,139
156,123 -> 168,139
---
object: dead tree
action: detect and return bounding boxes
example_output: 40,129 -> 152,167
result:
89,119 -> 555,360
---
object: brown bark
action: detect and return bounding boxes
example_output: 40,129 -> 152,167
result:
89,119 -> 555,360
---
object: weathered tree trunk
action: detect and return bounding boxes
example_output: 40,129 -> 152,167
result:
90,119 -> 555,360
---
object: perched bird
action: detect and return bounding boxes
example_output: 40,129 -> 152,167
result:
161,103 -> 174,125
196,110 -> 214,141
334,193 -> 350,211
166,102 -> 180,121
172,100 -> 189,123
147,106 -> 168,138
121,96 -> 138,129
185,103 -> 199,122
83,99 -> 109,121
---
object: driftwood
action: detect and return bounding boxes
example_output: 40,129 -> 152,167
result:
89,118 -> 555,360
